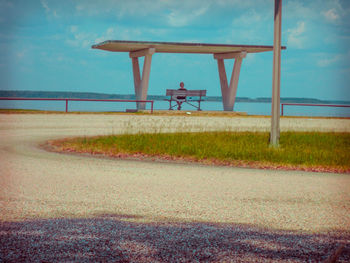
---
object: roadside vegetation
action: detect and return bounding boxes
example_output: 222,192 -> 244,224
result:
50,131 -> 350,173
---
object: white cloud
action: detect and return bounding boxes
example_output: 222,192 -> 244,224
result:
321,1 -> 350,25
70,25 -> 78,33
232,9 -> 264,26
287,21 -> 306,49
52,10 -> 58,18
215,0 -> 270,8
66,24 -> 170,49
75,0 -> 164,17
323,8 -> 340,22
40,0 -> 59,18
57,56 -> 64,62
284,0 -> 349,25
228,28 -> 269,44
316,50 -> 350,68
73,0 -> 266,17
40,0 -> 50,13
94,27 -> 142,44
167,12 -> 189,27
284,1 -> 316,20
290,21 -> 305,35
317,55 -> 340,67
66,29 -> 96,48
66,25 -> 144,48
94,28 -> 114,44
166,6 -> 208,27
40,52 -> 75,66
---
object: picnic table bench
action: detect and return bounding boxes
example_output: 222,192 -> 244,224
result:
164,89 -> 207,111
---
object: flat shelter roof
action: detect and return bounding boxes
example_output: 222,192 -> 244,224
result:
92,40 -> 286,54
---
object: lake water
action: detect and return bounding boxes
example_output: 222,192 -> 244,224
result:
1,99 -> 350,117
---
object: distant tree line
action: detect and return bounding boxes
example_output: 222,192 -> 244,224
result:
0,90 -> 349,105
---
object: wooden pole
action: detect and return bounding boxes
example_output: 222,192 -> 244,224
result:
270,0 -> 282,146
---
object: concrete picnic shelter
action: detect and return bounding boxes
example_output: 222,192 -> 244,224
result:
92,40 -> 286,111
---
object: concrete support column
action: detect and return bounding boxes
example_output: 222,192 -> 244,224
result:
131,57 -> 141,108
138,54 -> 152,109
214,52 -> 246,111
130,48 -> 155,110
217,58 -> 229,109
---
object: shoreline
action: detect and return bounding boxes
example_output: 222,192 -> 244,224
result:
1,108 -> 350,120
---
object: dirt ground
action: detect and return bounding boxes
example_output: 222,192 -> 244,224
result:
1,113 -> 349,262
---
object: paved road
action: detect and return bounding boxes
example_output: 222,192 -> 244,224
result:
1,114 -> 349,262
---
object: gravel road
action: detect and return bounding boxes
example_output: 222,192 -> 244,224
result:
1,113 -> 350,262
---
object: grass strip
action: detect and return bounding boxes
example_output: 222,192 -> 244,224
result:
51,131 -> 350,173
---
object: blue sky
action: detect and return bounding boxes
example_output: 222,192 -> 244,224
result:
0,0 -> 349,100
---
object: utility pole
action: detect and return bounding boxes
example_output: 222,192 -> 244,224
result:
270,0 -> 282,146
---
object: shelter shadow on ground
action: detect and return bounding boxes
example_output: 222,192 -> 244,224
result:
1,214 -> 349,262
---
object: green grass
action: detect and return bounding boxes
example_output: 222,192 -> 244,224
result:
52,131 -> 350,172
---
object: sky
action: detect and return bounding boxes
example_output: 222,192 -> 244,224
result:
0,0 -> 349,101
